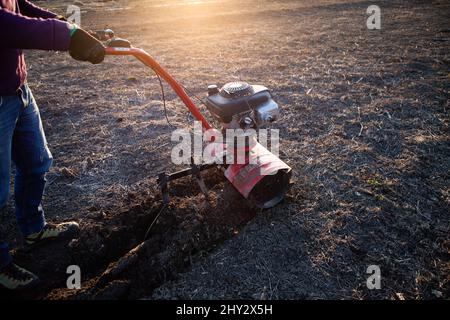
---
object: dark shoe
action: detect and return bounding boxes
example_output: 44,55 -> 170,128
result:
0,262 -> 40,290
25,222 -> 80,247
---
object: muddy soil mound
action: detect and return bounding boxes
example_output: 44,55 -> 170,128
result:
1,170 -> 258,300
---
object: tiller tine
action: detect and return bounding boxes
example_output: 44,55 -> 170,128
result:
224,142 -> 292,209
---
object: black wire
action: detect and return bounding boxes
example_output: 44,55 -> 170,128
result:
155,74 -> 218,129
181,84 -> 221,128
144,203 -> 168,241
156,73 -> 174,128
181,84 -> 209,109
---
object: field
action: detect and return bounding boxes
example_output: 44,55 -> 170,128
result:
0,0 -> 449,299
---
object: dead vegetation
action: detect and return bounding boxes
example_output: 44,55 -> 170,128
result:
0,0 -> 448,299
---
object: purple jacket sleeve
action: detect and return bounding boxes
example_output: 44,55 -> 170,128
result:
17,0 -> 57,19
0,8 -> 71,51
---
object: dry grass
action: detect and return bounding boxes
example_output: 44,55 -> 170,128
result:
1,0 -> 448,299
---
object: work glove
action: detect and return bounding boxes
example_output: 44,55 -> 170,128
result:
69,27 -> 105,64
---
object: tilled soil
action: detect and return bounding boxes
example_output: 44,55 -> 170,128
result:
2,170 -> 259,299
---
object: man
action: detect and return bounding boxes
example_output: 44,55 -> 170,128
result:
0,0 -> 105,290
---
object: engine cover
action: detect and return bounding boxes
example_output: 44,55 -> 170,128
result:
205,82 -> 279,126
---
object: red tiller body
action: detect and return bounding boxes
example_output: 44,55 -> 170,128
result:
105,46 -> 291,208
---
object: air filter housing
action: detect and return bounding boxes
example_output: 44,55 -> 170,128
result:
205,81 -> 280,128
220,81 -> 254,97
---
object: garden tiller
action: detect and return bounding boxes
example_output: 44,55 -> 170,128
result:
99,30 -> 292,209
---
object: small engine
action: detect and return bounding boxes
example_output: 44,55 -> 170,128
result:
204,81 -> 290,209
205,81 -> 280,129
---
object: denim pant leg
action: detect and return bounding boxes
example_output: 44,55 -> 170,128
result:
0,95 -> 22,268
12,85 -> 52,236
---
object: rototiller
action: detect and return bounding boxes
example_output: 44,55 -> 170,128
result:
96,30 -> 292,209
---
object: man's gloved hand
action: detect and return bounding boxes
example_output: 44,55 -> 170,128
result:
69,27 -> 105,64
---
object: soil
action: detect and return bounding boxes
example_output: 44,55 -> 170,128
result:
0,0 -> 448,300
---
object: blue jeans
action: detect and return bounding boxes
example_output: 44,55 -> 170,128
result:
0,85 -> 52,268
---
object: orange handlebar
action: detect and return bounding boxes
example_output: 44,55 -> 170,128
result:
105,47 -> 212,131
